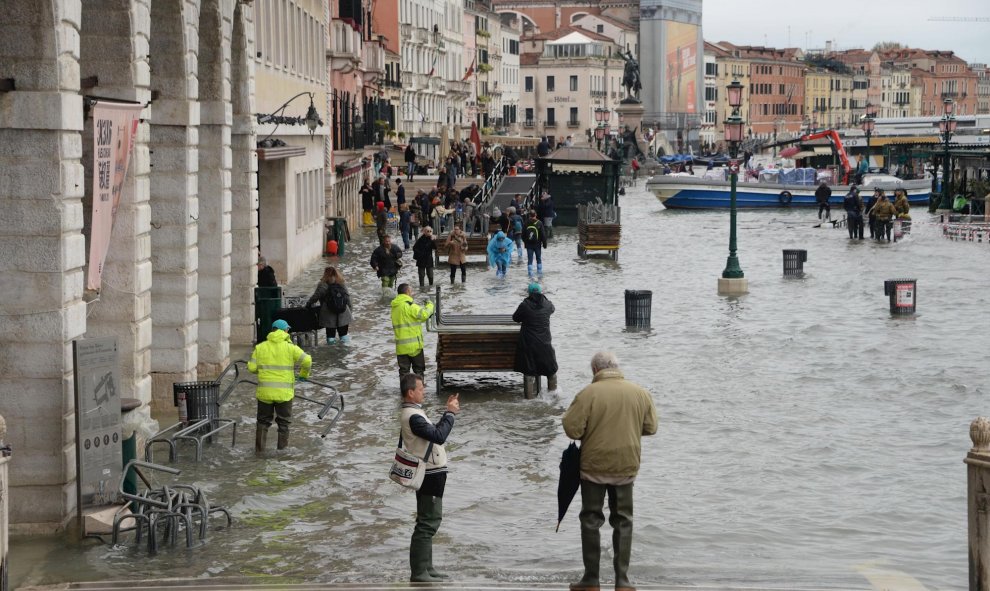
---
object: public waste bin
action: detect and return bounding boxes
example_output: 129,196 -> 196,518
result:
173,381 -> 220,426
624,290 -> 652,328
255,286 -> 283,343
884,278 -> 917,315
326,217 -> 349,256
119,398 -> 142,496
782,249 -> 808,277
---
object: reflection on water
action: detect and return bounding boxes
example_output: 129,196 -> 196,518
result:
11,181 -> 990,590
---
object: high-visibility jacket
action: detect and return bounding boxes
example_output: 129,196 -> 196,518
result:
390,293 -> 434,356
247,329 -> 312,403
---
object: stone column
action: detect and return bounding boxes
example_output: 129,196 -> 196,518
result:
0,1 -> 87,531
149,99 -> 201,407
967,417 -> 990,591
229,4 -> 259,345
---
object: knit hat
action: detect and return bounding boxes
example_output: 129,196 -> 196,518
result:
527,282 -> 541,294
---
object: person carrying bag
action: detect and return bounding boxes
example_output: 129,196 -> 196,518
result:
392,373 -> 461,582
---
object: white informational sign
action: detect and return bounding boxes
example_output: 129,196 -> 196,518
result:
895,284 -> 914,308
73,338 -> 122,520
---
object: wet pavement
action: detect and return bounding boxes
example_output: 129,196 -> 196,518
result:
10,180 -> 990,590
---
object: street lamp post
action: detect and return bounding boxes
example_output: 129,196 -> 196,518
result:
594,107 -> 610,151
719,78 -> 747,295
861,103 -> 876,170
938,97 -> 957,209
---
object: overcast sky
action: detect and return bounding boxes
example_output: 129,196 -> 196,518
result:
702,0 -> 990,66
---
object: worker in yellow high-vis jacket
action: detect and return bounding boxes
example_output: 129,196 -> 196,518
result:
390,283 -> 434,379
248,319 -> 312,452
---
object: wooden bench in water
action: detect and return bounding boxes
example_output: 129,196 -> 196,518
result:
433,232 -> 494,265
577,202 -> 621,260
428,286 -> 543,398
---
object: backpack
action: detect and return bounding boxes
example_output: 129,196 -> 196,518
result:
324,283 -> 348,314
512,216 -> 523,235
524,223 -> 540,244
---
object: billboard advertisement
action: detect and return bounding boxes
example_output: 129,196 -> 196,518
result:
664,21 -> 698,113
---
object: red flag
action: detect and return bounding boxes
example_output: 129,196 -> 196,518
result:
427,55 -> 438,77
470,121 -> 482,166
462,57 -> 476,82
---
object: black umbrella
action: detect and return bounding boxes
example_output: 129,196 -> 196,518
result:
556,441 -> 581,532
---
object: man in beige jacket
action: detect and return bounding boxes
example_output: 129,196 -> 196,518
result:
563,351 -> 658,591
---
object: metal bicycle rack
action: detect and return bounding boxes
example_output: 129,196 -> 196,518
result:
145,359 -> 344,461
111,460 -> 232,553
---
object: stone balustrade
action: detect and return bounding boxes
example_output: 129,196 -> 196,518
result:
967,416 -> 990,590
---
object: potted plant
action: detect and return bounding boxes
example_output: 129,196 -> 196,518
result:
478,63 -> 493,74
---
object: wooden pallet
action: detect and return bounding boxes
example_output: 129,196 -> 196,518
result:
577,222 -> 621,260
433,234 -> 492,263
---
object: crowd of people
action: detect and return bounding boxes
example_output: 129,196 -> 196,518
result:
841,185 -> 912,242
247,142 -> 661,590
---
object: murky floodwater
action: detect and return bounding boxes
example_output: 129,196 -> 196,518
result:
11,182 -> 990,590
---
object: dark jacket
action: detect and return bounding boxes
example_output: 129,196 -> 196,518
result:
512,293 -> 558,377
815,184 -> 832,204
537,196 -> 555,219
843,192 -> 863,217
404,145 -> 416,164
359,184 -> 375,211
523,218 -> 547,249
370,243 -> 403,277
258,265 -> 278,287
413,234 -> 437,268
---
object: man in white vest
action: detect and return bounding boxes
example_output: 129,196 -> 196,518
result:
400,373 -> 460,582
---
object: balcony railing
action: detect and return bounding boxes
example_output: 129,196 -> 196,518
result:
328,19 -> 362,69
523,120 -> 535,128
941,91 -> 959,99
362,42 -> 385,77
400,23 -> 412,40
567,120 -> 581,128
447,80 -> 471,96
544,121 -> 557,128
430,77 -> 447,93
411,27 -> 429,45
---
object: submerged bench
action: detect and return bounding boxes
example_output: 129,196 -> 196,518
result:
428,286 -> 543,398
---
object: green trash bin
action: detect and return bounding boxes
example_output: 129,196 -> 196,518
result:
254,286 -> 283,343
119,398 -> 142,496
326,217 -> 349,256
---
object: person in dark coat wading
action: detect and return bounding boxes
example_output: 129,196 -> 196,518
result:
512,283 -> 558,391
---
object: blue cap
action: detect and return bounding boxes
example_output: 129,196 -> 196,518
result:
272,319 -> 290,331
527,282 -> 541,294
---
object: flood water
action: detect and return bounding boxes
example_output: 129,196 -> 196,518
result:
11,182 -> 990,590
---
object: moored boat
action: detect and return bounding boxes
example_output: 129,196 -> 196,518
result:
647,174 -> 931,209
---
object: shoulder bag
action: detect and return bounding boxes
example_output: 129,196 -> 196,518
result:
388,434 -> 434,490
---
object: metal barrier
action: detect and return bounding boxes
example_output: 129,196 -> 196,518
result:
111,460 -> 232,554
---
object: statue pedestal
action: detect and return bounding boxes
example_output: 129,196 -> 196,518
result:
614,101 -> 650,160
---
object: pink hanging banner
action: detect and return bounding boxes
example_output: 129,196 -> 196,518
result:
87,101 -> 142,291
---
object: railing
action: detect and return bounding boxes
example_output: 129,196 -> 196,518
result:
523,120 -> 535,128
567,120 -> 581,128
544,121 -> 557,128
362,42 -> 385,75
329,20 -> 362,62
411,27 -> 429,45
447,80 -> 471,95
400,23 -> 412,40
430,78 -> 447,93
476,156 -> 508,216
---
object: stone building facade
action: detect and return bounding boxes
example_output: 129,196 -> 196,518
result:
0,0 -> 260,531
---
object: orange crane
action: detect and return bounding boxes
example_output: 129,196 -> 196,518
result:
761,129 -> 854,183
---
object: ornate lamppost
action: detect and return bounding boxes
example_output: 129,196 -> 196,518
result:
719,78 -> 747,295
594,107 -> 610,151
938,97 -> 957,209
861,103 -> 876,169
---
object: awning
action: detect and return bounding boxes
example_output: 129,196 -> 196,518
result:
813,147 -> 833,155
789,151 -> 816,159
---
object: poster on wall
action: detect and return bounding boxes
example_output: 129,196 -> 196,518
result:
87,101 -> 142,291
664,21 -> 698,114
